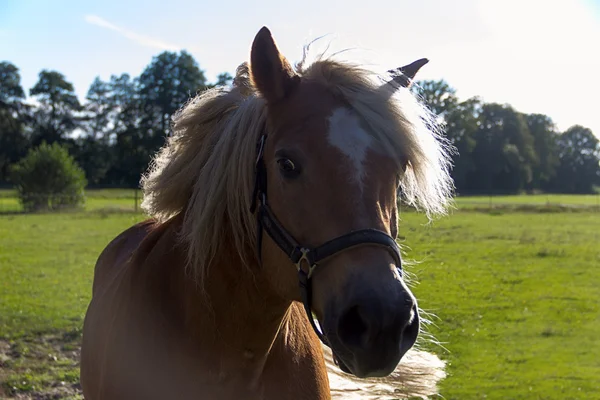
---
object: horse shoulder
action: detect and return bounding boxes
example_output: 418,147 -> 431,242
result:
82,217 -> 185,399
90,218 -> 157,296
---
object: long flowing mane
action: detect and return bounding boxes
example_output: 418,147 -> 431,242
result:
134,47 -> 453,399
140,52 -> 454,286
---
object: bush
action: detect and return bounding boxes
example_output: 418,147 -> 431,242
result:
9,142 -> 87,212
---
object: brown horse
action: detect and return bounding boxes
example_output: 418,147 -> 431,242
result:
80,27 -> 453,399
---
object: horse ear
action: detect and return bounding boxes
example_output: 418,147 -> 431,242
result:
250,26 -> 300,103
388,58 -> 429,88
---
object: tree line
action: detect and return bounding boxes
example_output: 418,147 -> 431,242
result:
1,52 -> 599,194
0,51 -> 232,188
412,81 -> 599,194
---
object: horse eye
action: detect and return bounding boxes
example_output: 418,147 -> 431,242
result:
277,158 -> 300,177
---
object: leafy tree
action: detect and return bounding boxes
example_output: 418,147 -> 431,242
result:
444,97 -> 481,192
74,135 -> 113,186
29,70 -> 81,146
10,142 -> 87,211
551,125 -> 600,193
0,61 -> 26,104
83,77 -> 114,140
413,79 -> 459,119
107,73 -> 140,135
208,72 -> 234,88
468,103 -> 536,193
109,51 -> 207,186
103,73 -> 148,186
0,61 -> 30,183
138,50 -> 207,140
524,113 -> 559,190
9,51 -> 595,195
76,76 -> 119,185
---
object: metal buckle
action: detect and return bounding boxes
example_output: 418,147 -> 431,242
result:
295,248 -> 317,279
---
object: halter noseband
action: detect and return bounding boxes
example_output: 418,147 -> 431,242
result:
249,133 -> 403,347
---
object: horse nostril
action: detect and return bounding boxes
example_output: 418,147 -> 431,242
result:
338,305 -> 370,348
337,298 -> 415,351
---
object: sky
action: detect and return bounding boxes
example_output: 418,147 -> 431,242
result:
1,0 -> 599,137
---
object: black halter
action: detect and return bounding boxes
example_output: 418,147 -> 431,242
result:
249,134 -> 403,347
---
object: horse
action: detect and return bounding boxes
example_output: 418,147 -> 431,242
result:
80,26 -> 454,399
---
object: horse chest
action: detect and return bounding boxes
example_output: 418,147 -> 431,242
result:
197,348 -> 330,400
259,335 -> 332,399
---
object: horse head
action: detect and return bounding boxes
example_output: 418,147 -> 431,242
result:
248,26 -> 437,378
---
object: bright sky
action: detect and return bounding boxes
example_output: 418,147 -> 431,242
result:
1,0 -> 599,137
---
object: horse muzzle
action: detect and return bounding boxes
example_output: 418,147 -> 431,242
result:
324,283 -> 420,378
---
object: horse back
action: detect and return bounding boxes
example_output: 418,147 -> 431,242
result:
91,218 -> 156,296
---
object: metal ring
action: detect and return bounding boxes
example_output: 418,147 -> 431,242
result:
295,248 -> 317,278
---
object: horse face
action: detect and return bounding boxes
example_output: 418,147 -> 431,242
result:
250,27 -> 420,378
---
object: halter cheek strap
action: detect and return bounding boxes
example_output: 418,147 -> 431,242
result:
250,134 -> 403,347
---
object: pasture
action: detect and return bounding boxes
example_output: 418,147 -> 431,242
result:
0,190 -> 599,399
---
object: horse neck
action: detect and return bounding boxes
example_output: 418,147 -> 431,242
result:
204,242 -> 293,353
153,214 -> 294,360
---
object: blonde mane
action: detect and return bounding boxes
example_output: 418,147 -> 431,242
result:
140,53 -> 454,286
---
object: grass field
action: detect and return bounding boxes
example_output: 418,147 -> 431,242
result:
454,193 -> 600,207
0,190 -> 599,399
1,189 -> 599,214
0,189 -> 142,214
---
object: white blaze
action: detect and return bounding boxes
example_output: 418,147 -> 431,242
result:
327,108 -> 373,192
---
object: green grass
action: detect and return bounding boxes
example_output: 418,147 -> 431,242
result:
0,210 -> 146,398
0,190 -> 599,399
454,193 -> 600,207
404,211 -> 600,399
0,212 -> 146,338
1,188 -> 598,214
0,188 -> 141,214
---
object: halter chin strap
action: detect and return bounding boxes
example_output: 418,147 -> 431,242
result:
250,133 -> 403,347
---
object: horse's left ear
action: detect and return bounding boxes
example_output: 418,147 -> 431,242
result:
388,58 -> 429,88
250,26 -> 300,104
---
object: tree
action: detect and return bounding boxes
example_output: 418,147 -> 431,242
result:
107,73 -> 140,136
103,73 -> 148,186
109,51 -> 208,186
138,50 -> 207,140
83,76 -> 114,141
0,61 -> 26,104
10,142 -> 87,211
468,103 -> 537,193
524,113 -> 559,190
551,125 -> 600,193
76,77 -> 118,185
29,70 -> 81,146
208,72 -> 233,88
413,79 -> 459,120
444,97 -> 481,192
0,61 -> 30,183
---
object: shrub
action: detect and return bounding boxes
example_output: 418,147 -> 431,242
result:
10,142 -> 87,212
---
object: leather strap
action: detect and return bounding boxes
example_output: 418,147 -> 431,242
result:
259,201 -> 402,276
